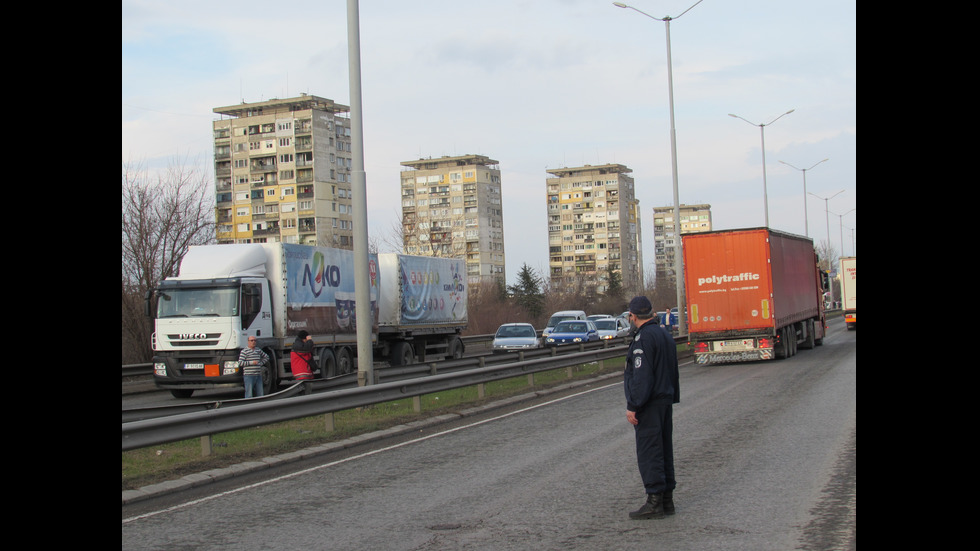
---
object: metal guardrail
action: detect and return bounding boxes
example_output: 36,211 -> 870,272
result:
122,345 -> 628,452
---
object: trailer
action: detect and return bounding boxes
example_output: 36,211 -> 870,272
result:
147,244 -> 467,398
839,256 -> 856,330
682,228 -> 827,364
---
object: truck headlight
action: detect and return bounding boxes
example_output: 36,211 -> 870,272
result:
154,362 -> 167,376
222,361 -> 240,376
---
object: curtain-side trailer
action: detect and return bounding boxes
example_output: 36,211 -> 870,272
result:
682,228 -> 827,364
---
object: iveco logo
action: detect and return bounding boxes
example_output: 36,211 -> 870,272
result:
178,333 -> 208,340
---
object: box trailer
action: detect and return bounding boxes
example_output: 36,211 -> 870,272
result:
839,256 -> 856,330
682,228 -> 827,364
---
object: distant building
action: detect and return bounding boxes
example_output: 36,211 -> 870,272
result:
545,164 -> 643,296
212,94 -> 354,247
399,155 -> 506,286
653,203 -> 712,285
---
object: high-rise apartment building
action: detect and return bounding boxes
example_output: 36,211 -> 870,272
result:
546,164 -> 643,295
653,203 -> 712,284
212,94 -> 354,247
399,155 -> 506,286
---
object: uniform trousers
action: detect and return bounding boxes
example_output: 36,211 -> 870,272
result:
633,403 -> 676,495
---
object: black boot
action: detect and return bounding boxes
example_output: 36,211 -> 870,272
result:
629,493 -> 665,519
662,491 -> 675,515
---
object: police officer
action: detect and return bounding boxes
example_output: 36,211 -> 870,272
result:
624,295 -> 680,519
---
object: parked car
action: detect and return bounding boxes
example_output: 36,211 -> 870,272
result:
492,323 -> 541,353
593,317 -> 630,340
587,314 -> 613,321
545,320 -> 600,346
542,310 -> 587,337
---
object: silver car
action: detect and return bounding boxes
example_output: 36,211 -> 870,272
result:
492,323 -> 541,353
594,317 -> 630,340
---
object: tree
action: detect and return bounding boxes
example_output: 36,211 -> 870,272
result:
122,158 -> 215,363
508,263 -> 545,319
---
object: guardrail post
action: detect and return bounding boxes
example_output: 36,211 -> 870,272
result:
201,434 -> 212,456
477,383 -> 485,399
324,412 -> 334,432
413,395 -> 422,413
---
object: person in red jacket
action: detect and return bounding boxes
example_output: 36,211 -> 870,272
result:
290,330 -> 315,381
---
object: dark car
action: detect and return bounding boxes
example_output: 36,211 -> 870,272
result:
544,320 -> 600,346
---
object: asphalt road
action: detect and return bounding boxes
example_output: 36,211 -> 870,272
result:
122,320 -> 855,550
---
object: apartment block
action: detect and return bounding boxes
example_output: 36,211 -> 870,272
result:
212,94 -> 355,247
399,155 -> 506,286
546,164 -> 643,296
653,203 -> 712,284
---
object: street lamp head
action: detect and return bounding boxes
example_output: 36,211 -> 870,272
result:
613,2 -> 628,7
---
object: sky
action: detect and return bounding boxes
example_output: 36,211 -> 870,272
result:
122,0 -> 856,286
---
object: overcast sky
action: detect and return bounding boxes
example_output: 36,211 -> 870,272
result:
122,0 -> 856,285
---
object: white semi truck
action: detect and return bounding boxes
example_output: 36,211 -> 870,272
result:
148,243 -> 467,398
839,256 -> 856,330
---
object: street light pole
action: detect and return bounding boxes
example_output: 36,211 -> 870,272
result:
778,158 -> 828,237
613,0 -> 703,336
729,110 -> 795,228
348,0 -> 374,386
808,189 -> 844,256
830,208 -> 855,260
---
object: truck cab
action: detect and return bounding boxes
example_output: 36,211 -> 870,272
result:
150,276 -> 276,398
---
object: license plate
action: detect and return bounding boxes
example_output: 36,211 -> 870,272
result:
185,363 -> 204,370
718,339 -> 754,350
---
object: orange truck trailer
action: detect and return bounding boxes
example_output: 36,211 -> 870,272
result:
682,228 -> 827,364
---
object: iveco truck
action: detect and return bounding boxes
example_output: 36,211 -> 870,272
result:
148,243 -> 467,397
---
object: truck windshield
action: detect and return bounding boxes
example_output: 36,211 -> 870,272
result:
157,287 -> 240,318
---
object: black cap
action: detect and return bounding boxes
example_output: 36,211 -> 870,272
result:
628,296 -> 653,316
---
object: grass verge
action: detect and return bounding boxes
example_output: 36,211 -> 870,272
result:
123,356 -> 626,492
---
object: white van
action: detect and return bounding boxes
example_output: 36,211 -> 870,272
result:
542,310 -> 588,337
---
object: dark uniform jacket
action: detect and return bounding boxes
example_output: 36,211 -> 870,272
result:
624,320 -> 680,413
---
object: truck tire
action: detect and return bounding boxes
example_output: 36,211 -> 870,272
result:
317,348 -> 336,379
448,337 -> 464,360
336,347 -> 354,375
262,349 -> 278,395
800,320 -> 816,349
391,341 -> 415,366
775,327 -> 789,359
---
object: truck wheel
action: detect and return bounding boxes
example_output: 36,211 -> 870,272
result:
336,347 -> 354,375
801,320 -> 816,349
391,341 -> 415,366
448,337 -> 464,360
262,349 -> 278,395
775,327 -> 789,359
317,348 -> 336,379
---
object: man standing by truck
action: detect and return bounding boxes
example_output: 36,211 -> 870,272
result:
239,337 -> 270,398
624,295 -> 680,519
